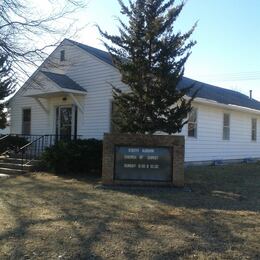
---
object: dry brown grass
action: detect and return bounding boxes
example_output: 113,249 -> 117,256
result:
0,163 -> 259,259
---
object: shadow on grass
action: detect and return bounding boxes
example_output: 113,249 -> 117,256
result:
0,174 -> 120,259
0,163 -> 259,259
106,163 -> 260,212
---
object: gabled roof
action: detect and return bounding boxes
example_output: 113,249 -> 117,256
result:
41,71 -> 86,92
68,39 -> 260,111
66,39 -> 114,66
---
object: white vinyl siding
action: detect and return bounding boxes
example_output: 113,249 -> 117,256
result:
65,45 -> 127,139
182,103 -> 260,162
10,40 -> 127,139
9,39 -> 260,163
10,95 -> 49,136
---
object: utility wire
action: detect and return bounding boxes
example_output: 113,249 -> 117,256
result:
192,70 -> 260,82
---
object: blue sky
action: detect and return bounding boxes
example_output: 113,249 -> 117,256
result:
46,0 -> 260,100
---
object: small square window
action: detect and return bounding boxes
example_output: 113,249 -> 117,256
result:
60,50 -> 65,62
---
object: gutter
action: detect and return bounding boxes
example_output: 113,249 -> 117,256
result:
191,97 -> 260,115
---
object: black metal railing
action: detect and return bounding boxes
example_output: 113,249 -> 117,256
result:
0,134 -> 10,156
0,134 -> 82,170
19,135 -> 45,169
0,134 -> 9,141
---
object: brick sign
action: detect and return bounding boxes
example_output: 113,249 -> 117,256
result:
115,146 -> 172,181
102,133 -> 185,186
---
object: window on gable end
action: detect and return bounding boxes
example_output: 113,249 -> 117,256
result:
60,50 -> 65,62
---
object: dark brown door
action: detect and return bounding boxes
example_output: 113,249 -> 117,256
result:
57,106 -> 72,137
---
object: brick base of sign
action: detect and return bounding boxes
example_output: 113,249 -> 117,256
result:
102,133 -> 185,187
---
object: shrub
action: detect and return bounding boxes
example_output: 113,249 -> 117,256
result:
0,135 -> 28,154
41,139 -> 103,175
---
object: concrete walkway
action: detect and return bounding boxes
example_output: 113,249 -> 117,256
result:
0,173 -> 10,178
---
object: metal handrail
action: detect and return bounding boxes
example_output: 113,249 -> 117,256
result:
1,134 -> 82,171
0,134 -> 10,141
17,135 -> 46,170
16,134 -> 82,170
0,134 -> 11,155
18,135 -> 44,151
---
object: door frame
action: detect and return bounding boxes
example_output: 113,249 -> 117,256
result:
22,107 -> 31,135
55,105 -> 77,137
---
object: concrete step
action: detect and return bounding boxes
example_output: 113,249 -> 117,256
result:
0,157 -> 37,165
0,167 -> 26,175
0,157 -> 40,174
0,157 -> 24,164
0,162 -> 33,171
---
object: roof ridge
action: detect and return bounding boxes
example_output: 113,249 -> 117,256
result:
182,77 -> 253,100
64,38 -> 114,66
63,39 -> 260,109
65,38 -> 107,52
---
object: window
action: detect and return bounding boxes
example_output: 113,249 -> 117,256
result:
60,50 -> 65,61
188,108 -> 197,137
22,108 -> 31,135
252,118 -> 257,141
223,113 -> 230,140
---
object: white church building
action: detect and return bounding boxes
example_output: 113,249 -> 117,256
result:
8,39 -> 260,163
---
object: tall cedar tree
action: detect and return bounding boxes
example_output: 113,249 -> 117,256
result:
99,0 -> 197,134
0,54 -> 15,129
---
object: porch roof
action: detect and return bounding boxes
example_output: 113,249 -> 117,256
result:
41,71 -> 86,93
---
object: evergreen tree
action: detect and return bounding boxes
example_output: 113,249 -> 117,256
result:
0,54 -> 15,129
99,0 -> 197,134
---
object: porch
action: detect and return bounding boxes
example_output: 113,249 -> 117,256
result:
2,71 -> 87,171
18,71 -> 87,138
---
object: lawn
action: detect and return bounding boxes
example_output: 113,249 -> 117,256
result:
0,164 -> 259,259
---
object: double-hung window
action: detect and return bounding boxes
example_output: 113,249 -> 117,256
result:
22,108 -> 31,135
223,113 -> 230,140
188,108 -> 198,138
252,118 -> 257,141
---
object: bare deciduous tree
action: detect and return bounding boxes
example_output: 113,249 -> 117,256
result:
0,0 -> 86,79
0,0 -> 87,128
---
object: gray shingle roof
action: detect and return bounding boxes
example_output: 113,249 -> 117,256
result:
66,39 -> 114,66
41,71 -> 86,92
178,77 -> 260,110
67,39 -> 260,111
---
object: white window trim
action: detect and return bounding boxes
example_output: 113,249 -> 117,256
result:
21,107 -> 32,135
251,118 -> 257,142
187,107 -> 198,139
223,113 -> 230,141
60,50 -> 65,62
